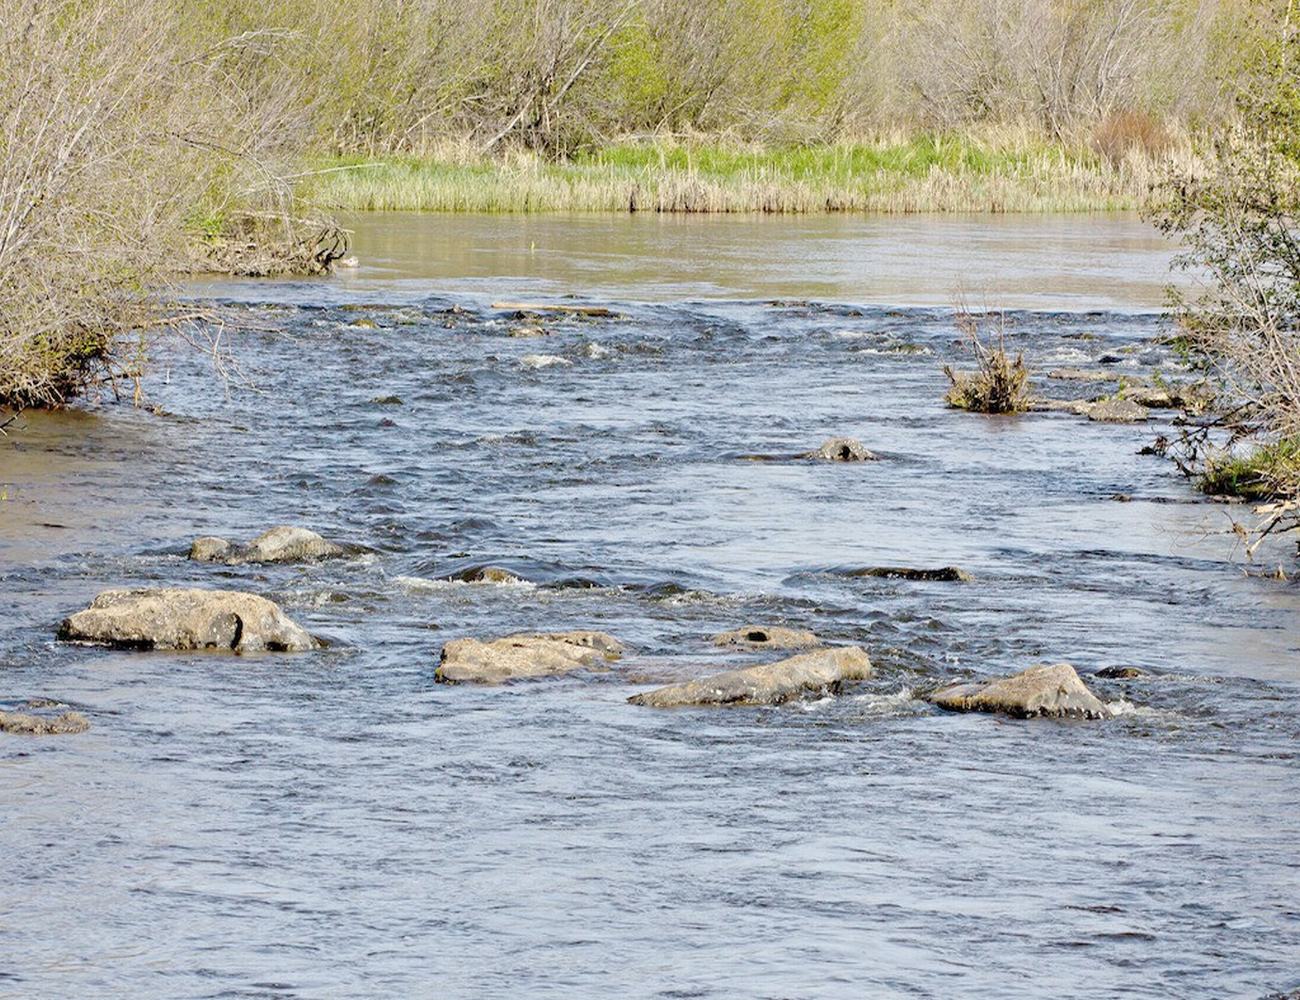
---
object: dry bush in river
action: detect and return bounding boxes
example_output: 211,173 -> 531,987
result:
0,0 -> 335,408
943,309 -> 1030,415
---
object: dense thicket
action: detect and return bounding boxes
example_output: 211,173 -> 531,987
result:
0,0 -> 337,407
1151,0 -> 1300,547
0,0 -> 1274,408
187,0 -> 1253,156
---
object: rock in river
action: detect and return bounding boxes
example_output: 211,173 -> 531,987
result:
1095,665 -> 1149,680
436,631 -> 623,684
807,437 -> 877,462
629,646 -> 872,707
849,566 -> 973,582
189,526 -> 345,564
927,663 -> 1111,719
0,709 -> 90,735
712,625 -> 821,649
58,588 -> 317,653
1083,398 -> 1149,423
448,565 -> 526,584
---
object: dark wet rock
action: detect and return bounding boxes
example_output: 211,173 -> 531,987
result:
712,625 -> 821,650
629,646 -> 873,708
1095,665 -> 1149,679
189,526 -> 344,565
1098,353 -> 1125,365
58,588 -> 317,653
449,565 -> 525,584
1110,493 -> 1132,502
379,417 -> 398,427
436,631 -> 622,684
806,437 -> 877,462
928,663 -> 1112,719
849,566 -> 973,582
371,394 -> 403,405
0,709 -> 90,735
1085,398 -> 1149,423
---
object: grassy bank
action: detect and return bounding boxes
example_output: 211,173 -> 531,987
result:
305,135 -> 1184,214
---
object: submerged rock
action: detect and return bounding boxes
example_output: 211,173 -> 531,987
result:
628,646 -> 872,708
189,526 -> 344,565
849,566 -> 973,582
927,663 -> 1111,719
712,625 -> 821,650
436,631 -> 623,684
0,709 -> 89,735
1095,665 -> 1149,680
520,354 -> 572,369
1027,397 -> 1090,414
1046,368 -> 1133,383
806,437 -> 877,462
58,588 -> 317,653
449,565 -> 526,584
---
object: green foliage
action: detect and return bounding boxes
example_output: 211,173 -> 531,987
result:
304,134 -> 1151,214
1199,438 -> 1300,499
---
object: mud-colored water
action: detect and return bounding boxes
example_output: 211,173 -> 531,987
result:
2,215 -> 1297,999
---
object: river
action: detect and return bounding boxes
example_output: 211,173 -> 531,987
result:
2,214 -> 1297,999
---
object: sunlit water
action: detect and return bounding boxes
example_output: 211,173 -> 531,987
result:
2,215 -> 1297,999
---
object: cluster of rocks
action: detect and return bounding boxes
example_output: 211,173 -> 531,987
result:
1025,369 -> 1212,425
29,523 -> 1127,736
189,526 -> 345,565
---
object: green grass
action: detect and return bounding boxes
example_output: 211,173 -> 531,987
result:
303,134 -> 1175,214
1199,438 -> 1300,500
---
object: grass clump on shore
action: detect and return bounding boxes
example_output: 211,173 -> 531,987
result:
304,132 -> 1179,215
943,311 -> 1031,414
1198,440 -> 1300,501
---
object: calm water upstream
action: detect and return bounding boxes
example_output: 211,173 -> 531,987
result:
2,214 -> 1297,999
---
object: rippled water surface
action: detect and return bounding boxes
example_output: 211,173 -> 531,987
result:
2,215 -> 1298,999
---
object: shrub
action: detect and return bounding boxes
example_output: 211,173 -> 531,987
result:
0,0 -> 331,408
1149,3 -> 1300,549
1092,110 -> 1175,167
943,310 -> 1030,414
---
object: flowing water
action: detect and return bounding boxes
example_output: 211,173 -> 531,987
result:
2,214 -> 1298,999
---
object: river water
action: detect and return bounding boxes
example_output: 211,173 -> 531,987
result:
2,214 -> 1298,999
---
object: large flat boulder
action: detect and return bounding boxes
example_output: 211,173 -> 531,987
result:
1084,398 -> 1149,423
0,709 -> 90,735
927,663 -> 1111,719
629,646 -> 872,708
711,625 -> 821,650
189,526 -> 344,565
58,588 -> 317,653
436,631 -> 623,684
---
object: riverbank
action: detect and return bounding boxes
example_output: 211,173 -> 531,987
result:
306,135 -> 1182,215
